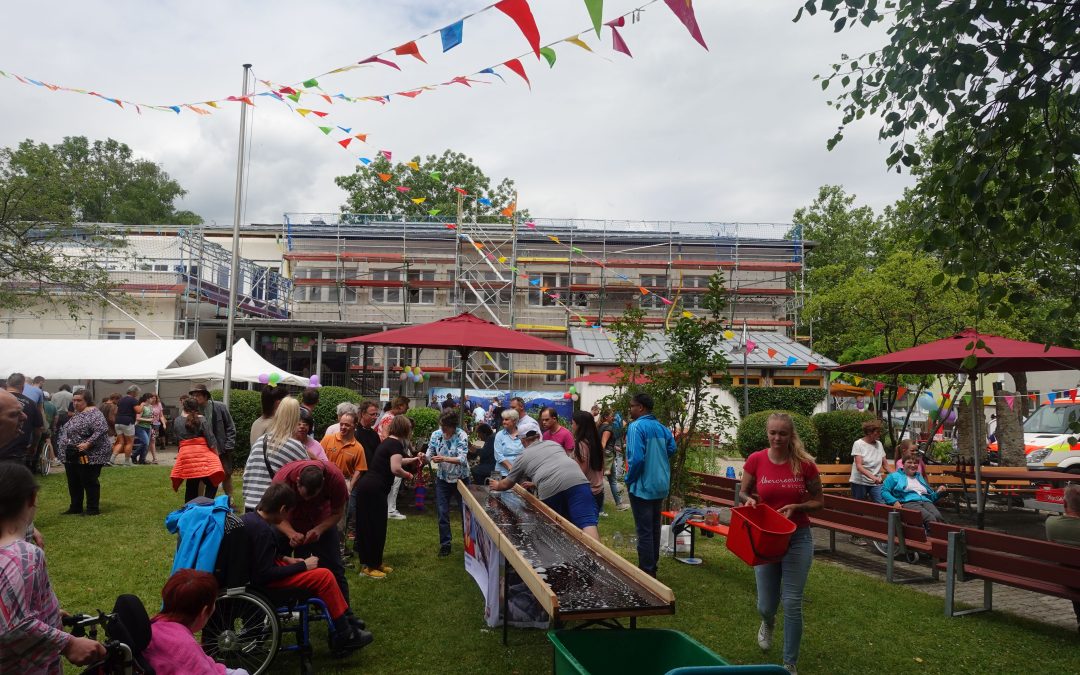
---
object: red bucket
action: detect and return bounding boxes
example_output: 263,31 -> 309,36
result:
726,504 -> 796,566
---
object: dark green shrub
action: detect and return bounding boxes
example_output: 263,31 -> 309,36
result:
732,387 -> 828,417
811,410 -> 878,463
930,441 -> 955,462
297,386 -> 362,438
406,407 -> 441,447
735,409 -> 820,459
211,389 -> 262,469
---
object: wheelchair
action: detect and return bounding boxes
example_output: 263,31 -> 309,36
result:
191,507 -> 354,675
63,594 -> 155,675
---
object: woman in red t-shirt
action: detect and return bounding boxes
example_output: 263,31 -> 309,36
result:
739,413 -> 823,674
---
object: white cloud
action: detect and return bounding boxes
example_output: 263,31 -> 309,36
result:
0,0 -> 911,226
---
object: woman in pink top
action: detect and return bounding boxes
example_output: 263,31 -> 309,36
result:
295,407 -> 328,462
739,413 -> 823,675
571,411 -> 606,516
142,569 -> 248,675
0,463 -> 105,674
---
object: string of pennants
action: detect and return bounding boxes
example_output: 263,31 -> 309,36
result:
829,370 -> 1080,412
0,0 -> 706,115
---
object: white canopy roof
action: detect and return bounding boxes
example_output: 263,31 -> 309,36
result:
0,339 -> 207,381
157,338 -> 310,387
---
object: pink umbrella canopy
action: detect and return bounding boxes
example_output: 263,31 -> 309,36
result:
835,328 -> 1080,375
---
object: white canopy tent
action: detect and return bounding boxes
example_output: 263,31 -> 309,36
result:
0,339 -> 207,381
157,338 -> 310,387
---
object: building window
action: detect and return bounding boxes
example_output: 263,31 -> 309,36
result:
371,269 -> 401,304
568,273 -> 590,308
797,377 -> 822,388
545,354 -> 568,383
374,346 -> 406,368
528,273 -> 589,307
731,375 -> 761,386
102,329 -> 136,340
640,274 -> 668,308
681,276 -> 710,309
772,377 -> 796,387
407,270 -> 435,304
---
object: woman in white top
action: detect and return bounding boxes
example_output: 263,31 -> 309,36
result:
848,419 -> 886,503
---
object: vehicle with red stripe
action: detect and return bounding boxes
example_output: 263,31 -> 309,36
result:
999,399 -> 1080,474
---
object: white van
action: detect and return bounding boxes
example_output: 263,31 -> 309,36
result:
1020,399 -> 1080,473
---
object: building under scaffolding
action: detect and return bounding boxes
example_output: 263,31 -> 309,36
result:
281,213 -> 807,394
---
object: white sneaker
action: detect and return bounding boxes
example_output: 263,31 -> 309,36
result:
617,503 -> 630,512
387,511 -> 407,521
784,664 -> 797,674
757,621 -> 773,650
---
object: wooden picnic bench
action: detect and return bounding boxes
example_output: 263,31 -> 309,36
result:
928,521 -> 1080,618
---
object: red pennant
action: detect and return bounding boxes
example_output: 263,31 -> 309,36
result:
394,41 -> 427,63
397,90 -> 424,98
320,94 -> 333,105
896,386 -> 908,399
395,186 -> 411,192
338,138 -> 352,149
310,110 -> 329,117
766,348 -> 778,359
1070,388 -> 1078,400
278,86 -> 297,95
226,95 -> 254,106
805,363 -> 819,374
445,223 -> 457,230
496,0 -> 542,59
360,55 -> 401,71
449,76 -> 474,87
873,382 -> 885,396
454,187 -> 469,195
663,0 -> 709,50
503,58 -> 531,89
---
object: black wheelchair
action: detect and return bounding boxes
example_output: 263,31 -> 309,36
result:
62,595 -> 155,675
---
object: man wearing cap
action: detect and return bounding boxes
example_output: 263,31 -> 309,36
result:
488,430 -> 600,539
189,384 -> 236,497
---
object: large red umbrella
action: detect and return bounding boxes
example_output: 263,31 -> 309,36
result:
566,367 -> 651,385
836,328 -> 1080,526
337,312 -> 589,406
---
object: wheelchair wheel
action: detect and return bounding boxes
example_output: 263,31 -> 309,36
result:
40,439 -> 53,476
872,539 -> 920,564
201,591 -> 280,675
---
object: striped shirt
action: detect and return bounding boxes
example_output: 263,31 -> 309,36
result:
242,435 -> 308,511
0,540 -> 70,675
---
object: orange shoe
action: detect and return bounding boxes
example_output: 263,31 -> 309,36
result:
360,566 -> 386,579
378,564 -> 393,574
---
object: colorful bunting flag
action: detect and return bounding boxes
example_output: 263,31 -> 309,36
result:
377,173 -> 392,182
406,161 -> 420,170
429,171 -> 442,180
428,209 -> 441,215
453,187 -> 469,195
355,134 -> 368,142
540,47 -> 557,68
360,55 -> 401,71
660,297 -> 673,305
745,340 -> 756,354
440,20 -> 464,52
501,202 -> 516,217
606,17 -> 633,57
639,287 -> 651,295
564,35 -> 594,52
983,396 -> 993,405
395,186 -> 411,192
394,41 -> 427,63
682,311 -> 694,319
526,221 -> 536,229
338,138 -> 352,149
766,348 -> 778,359
853,376 -> 863,385
411,197 -> 426,204
785,356 -> 797,366
503,58 -> 531,88
318,126 -> 333,135
896,386 -> 907,399
805,363 -> 819,374
1070,388 -> 1078,400
873,382 -> 885,396
496,0 -> 542,59
663,0 -> 708,50
1048,391 -> 1058,404
380,150 -> 392,160
303,78 -> 319,88
584,0 -> 604,37
548,235 -> 561,244
1005,395 -> 1015,410
478,197 -> 493,206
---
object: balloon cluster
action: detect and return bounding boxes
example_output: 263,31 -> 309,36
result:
562,385 -> 579,402
258,372 -> 283,387
399,365 -> 429,384
308,374 -> 320,388
916,391 -> 957,424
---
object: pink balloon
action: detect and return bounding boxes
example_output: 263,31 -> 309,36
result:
258,373 -> 269,384
308,374 -> 320,387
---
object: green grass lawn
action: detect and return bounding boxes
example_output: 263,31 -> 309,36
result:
35,466 -> 1079,674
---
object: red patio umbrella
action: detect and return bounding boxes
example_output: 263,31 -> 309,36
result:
836,328 -> 1080,526
566,367 -> 651,385
337,312 -> 589,407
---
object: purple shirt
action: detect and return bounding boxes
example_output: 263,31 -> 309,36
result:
543,426 -> 575,453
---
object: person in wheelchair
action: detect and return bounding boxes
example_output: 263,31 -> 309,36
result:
241,483 -> 372,654
0,462 -> 105,673
142,569 -> 249,675
881,447 -> 947,532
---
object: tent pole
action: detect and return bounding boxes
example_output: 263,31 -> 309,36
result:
971,373 -> 985,529
459,348 -> 469,412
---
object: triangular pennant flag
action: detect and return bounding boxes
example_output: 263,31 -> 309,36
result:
682,311 -> 694,319
380,150 -> 392,160
529,278 -> 541,286
453,187 -> 468,195
377,173 -> 392,182
296,108 -> 313,117
896,386 -> 907,399
548,235 -> 561,244
449,76 -> 473,87
479,67 -> 506,82
639,287 -> 651,296
571,246 -> 583,254
540,47 -> 557,68
873,382 -> 885,396
503,58 -> 531,89
355,134 -> 368,142
360,55 -> 401,71
359,158 -> 372,165
394,41 -> 427,63
723,330 -> 735,340
745,340 -> 756,354
303,78 -> 319,88
478,197 -> 493,206
584,0 -> 603,37
428,209 -> 441,215
1005,395 -> 1015,410
663,0 -> 709,50
1048,391 -> 1058,404
411,197 -> 426,205
338,138 -> 352,149
805,363 -> 819,374
429,171 -> 442,180
660,297 -> 673,305
496,0 -> 542,59
319,126 -> 333,135
445,223 -> 456,229
406,161 -> 420,170
565,35 -> 594,52
1070,388 -> 1078,400
526,221 -> 536,229
1029,394 -> 1037,401
853,376 -> 863,385
395,186 -> 411,192
310,110 -> 329,117
961,394 -> 971,405
501,203 -> 516,217
338,126 -> 351,133
785,356 -> 797,366
287,92 -> 301,103
983,396 -> 993,405
606,17 -> 632,57
766,348 -> 778,359
440,20 -> 464,52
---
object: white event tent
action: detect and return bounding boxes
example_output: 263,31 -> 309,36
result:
0,339 -> 208,381
157,338 -> 310,387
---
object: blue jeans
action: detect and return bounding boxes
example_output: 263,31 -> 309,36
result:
435,478 -> 467,549
754,526 -> 814,666
629,493 -> 663,577
132,426 -> 151,463
850,483 -> 882,503
606,472 -> 623,506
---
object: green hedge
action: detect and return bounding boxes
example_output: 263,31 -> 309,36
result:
811,410 -> 878,463
211,389 -> 262,469
735,409 -> 820,459
298,386 -> 362,438
732,387 -> 828,417
406,407 -> 441,448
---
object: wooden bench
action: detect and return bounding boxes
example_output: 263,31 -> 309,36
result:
660,510 -> 730,563
687,471 -> 739,507
809,494 -> 940,584
928,521 -> 1080,617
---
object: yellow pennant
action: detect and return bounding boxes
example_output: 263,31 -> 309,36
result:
497,256 -> 507,264
723,330 -> 735,340
853,376 -> 863,385
565,35 -> 593,52
406,161 -> 420,170
983,395 -> 993,405
682,311 -> 695,319
411,197 -> 426,204
296,108 -> 312,116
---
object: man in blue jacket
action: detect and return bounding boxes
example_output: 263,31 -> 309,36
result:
625,392 -> 676,577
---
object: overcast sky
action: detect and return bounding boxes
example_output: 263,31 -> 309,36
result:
1,0 -> 911,227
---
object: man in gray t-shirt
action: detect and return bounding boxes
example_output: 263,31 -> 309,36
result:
488,432 -> 598,538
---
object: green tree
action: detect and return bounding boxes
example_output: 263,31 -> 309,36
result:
794,185 -> 882,277
335,150 -> 525,221
796,1 -> 1080,333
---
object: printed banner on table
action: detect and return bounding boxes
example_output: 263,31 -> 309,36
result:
462,499 -> 502,627
427,387 -> 574,422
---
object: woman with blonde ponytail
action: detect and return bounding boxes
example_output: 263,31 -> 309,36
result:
242,397 -> 308,511
738,412 -> 823,675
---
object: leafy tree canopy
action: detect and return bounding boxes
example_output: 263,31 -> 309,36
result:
335,149 -> 526,221
797,0 -> 1080,337
0,136 -> 199,315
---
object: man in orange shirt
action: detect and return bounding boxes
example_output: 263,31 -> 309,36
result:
321,412 -> 367,546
